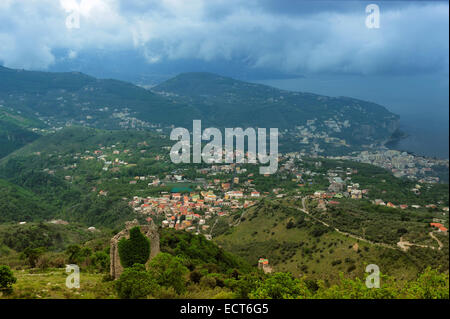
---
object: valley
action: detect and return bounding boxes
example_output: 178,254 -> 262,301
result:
0,68 -> 448,300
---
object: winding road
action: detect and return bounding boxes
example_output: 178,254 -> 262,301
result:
289,197 -> 445,252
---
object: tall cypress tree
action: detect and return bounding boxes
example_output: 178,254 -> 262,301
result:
118,227 -> 151,268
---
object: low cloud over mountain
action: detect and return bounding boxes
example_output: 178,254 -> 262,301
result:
0,0 -> 448,77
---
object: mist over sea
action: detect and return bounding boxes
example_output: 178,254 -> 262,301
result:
255,74 -> 449,159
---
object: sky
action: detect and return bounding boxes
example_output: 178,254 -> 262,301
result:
0,0 -> 448,78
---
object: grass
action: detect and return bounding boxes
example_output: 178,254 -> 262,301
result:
1,268 -> 116,299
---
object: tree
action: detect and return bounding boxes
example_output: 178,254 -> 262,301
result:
91,251 -> 110,272
0,265 -> 17,294
404,268 -> 449,299
148,253 -> 189,295
226,272 -> 265,299
286,219 -> 295,229
189,270 -> 202,284
65,245 -> 82,264
314,272 -> 399,299
21,247 -> 45,268
249,272 -> 311,299
118,227 -> 150,268
114,264 -> 156,299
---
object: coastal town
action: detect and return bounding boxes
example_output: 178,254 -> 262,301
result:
330,149 -> 449,183
16,129 -> 447,244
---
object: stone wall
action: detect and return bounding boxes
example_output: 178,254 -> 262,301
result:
110,219 -> 160,279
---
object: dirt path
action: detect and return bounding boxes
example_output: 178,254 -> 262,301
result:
297,198 -> 447,253
209,218 -> 219,237
396,230 -> 445,251
429,232 -> 444,250
232,209 -> 248,227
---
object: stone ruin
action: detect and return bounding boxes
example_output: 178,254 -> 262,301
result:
110,219 -> 160,279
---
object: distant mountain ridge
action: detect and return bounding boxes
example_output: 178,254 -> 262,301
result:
153,72 -> 400,145
1,66 -> 399,152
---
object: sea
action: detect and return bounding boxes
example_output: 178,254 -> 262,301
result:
254,74 -> 449,159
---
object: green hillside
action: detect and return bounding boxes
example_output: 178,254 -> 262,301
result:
0,106 -> 44,158
215,199 -> 447,284
0,178 -> 55,223
0,127 -> 174,227
0,66 -> 197,129
0,125 -> 169,160
1,66 -> 399,147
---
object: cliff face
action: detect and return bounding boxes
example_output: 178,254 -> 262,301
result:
347,116 -> 400,144
386,118 -> 400,133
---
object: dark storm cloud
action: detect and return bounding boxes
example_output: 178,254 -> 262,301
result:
0,0 -> 448,76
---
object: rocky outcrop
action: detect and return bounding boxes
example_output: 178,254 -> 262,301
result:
110,219 -> 160,279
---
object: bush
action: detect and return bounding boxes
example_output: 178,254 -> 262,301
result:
65,245 -> 82,264
48,254 -> 66,268
21,247 -> 46,268
404,268 -> 449,299
200,275 -> 217,289
189,270 -> 203,284
91,251 -> 110,272
0,265 -> 17,294
114,264 -> 156,299
118,227 -> 150,268
347,265 -> 356,273
286,220 -> 295,229
226,273 -> 264,299
148,253 -> 189,295
331,260 -> 342,266
249,272 -> 311,299
156,286 -> 178,299
309,224 -> 329,237
315,273 -> 399,299
36,254 -> 50,270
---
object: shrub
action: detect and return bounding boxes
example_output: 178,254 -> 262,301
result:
48,254 -> 66,268
65,245 -> 82,264
331,260 -> 342,266
200,275 -> 217,289
347,265 -> 356,273
226,273 -> 264,299
286,220 -> 295,229
189,270 -> 203,284
404,268 -> 449,299
21,247 -> 46,268
118,227 -> 150,268
309,224 -> 329,237
156,286 -> 178,299
249,272 -> 311,299
91,251 -> 110,272
148,253 -> 189,294
115,263 -> 156,299
0,265 -> 17,294
315,273 -> 399,299
36,254 -> 50,270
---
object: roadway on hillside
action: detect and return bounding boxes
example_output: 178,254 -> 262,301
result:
291,198 -> 440,252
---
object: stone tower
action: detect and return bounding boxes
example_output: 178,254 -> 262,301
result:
110,219 -> 160,279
